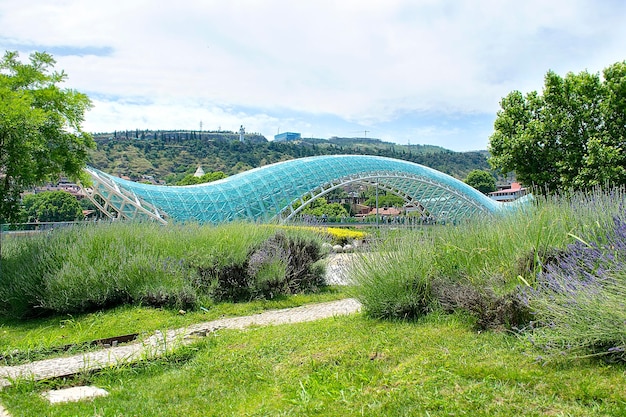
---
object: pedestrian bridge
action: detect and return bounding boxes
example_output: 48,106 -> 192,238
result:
83,155 -> 521,224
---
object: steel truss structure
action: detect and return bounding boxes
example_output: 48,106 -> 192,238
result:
83,155 -> 519,224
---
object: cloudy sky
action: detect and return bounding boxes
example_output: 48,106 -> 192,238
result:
1,1 -> 624,151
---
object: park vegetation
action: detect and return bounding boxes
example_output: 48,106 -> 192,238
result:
20,191 -> 84,222
0,223 -> 328,319
2,188 -> 625,365
1,190 -> 626,415
351,187 -> 626,362
2,54 -> 626,415
0,51 -> 94,223
489,60 -> 626,191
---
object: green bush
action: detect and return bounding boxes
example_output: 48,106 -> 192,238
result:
432,280 -> 531,331
21,191 -> 83,222
350,236 -> 435,320
207,231 -> 327,302
351,187 -> 626,322
0,222 -> 328,318
524,213 -> 626,361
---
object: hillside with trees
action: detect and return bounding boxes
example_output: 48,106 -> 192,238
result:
88,130 -> 491,184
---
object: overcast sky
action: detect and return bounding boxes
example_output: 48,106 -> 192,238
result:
1,1 -> 625,151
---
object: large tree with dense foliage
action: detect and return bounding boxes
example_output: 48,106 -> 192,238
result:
0,51 -> 94,223
21,191 -> 83,222
464,169 -> 496,194
488,61 -> 626,191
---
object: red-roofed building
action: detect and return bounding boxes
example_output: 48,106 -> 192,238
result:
488,182 -> 528,202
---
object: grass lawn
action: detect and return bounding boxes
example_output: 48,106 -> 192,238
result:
1,311 -> 625,416
0,288 -> 349,365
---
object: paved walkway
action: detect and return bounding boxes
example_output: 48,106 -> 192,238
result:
0,298 -> 361,388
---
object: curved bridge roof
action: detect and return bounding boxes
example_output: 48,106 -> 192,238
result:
84,155 -> 513,224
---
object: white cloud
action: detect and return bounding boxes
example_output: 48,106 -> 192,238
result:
0,0 -> 624,151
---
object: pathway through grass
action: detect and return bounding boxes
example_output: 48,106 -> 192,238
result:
2,311 -> 625,416
0,299 -> 361,387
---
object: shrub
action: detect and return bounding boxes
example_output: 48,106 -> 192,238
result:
350,236 -> 435,320
432,280 -> 531,331
280,232 -> 326,293
0,240 -> 52,318
246,232 -> 290,298
0,222 -> 327,318
277,225 -> 366,246
0,224 -> 206,316
323,227 -> 366,245
138,286 -> 197,310
206,231 -> 327,302
524,214 -> 626,361
351,188 -> 626,323
200,263 -> 253,302
514,247 -> 566,281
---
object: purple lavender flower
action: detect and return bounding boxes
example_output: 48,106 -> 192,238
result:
521,210 -> 626,362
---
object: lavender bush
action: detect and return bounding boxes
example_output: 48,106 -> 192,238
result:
196,231 -> 327,303
525,214 -> 626,361
0,223 -> 327,318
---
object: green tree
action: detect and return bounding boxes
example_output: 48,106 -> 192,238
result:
464,169 -> 496,194
0,51 -> 94,222
297,197 -> 349,218
79,196 -> 98,212
21,191 -> 83,222
364,194 -> 405,208
174,171 -> 226,186
488,61 -> 626,191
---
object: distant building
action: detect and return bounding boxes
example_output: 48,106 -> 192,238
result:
366,207 -> 402,217
194,165 -> 205,178
404,203 -> 425,214
274,132 -> 301,142
34,177 -> 85,199
488,182 -> 528,202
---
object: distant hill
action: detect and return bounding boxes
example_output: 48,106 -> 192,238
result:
88,130 -> 491,184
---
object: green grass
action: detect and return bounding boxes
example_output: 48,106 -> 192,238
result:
2,313 -> 625,416
0,288 -> 348,365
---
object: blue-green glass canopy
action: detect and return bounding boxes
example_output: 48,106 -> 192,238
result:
84,155 -> 517,224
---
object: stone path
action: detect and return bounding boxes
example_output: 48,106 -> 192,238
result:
43,386 -> 109,404
0,298 -> 361,389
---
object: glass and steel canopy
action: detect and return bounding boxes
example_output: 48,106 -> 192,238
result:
83,155 -> 518,224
